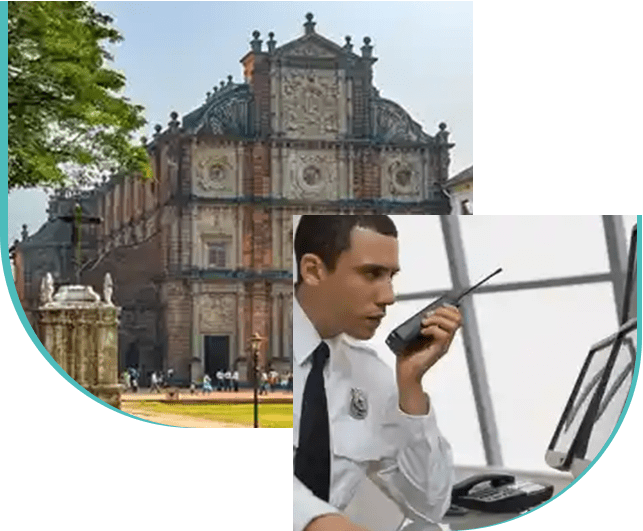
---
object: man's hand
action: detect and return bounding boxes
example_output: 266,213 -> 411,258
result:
305,514 -> 371,531
396,305 -> 462,415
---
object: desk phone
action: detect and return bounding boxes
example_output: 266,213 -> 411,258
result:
451,473 -> 554,513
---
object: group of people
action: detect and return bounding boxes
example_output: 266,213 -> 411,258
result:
122,366 -> 140,392
198,369 -> 240,394
259,369 -> 293,394
120,365 -> 293,395
121,367 -> 175,393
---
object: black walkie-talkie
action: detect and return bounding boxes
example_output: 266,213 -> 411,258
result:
386,268 -> 502,356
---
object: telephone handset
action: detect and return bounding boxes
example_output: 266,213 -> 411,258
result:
451,473 -> 554,514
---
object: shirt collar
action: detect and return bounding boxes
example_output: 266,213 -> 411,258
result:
293,293 -> 325,366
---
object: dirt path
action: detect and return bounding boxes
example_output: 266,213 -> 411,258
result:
121,405 -> 250,428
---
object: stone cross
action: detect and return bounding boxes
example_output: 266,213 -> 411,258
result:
58,202 -> 101,285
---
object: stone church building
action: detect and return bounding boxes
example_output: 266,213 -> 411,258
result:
14,14 -> 457,384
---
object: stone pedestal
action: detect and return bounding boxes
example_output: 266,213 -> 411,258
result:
36,280 -> 122,409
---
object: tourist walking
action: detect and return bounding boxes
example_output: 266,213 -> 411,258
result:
259,370 -> 269,395
202,374 -> 213,394
232,369 -> 239,392
216,369 -> 224,391
224,369 -> 232,391
150,371 -> 161,393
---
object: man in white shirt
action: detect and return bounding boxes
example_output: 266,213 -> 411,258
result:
293,215 -> 461,531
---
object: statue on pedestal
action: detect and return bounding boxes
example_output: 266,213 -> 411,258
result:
40,272 -> 54,306
103,273 -> 114,306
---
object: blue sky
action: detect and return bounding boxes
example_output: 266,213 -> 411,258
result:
7,1 -> 473,243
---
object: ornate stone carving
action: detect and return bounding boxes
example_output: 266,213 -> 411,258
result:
287,41 -> 335,58
372,98 -> 431,143
384,153 -> 421,197
287,151 -> 338,199
199,294 -> 236,332
194,152 -> 234,193
281,68 -> 340,139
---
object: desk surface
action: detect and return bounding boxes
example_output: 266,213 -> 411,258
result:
344,465 -> 573,531
443,466 -> 573,530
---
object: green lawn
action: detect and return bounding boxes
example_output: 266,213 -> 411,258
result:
128,401 -> 293,428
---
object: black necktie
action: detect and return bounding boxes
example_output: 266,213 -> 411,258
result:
295,341 -> 331,501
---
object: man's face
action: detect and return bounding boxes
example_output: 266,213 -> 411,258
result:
322,227 -> 400,340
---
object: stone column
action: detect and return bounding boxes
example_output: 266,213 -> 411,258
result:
36,274 -> 122,409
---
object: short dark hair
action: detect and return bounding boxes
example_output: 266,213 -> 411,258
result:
294,215 -> 398,286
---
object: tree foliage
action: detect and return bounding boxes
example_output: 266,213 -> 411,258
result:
8,1 -> 151,190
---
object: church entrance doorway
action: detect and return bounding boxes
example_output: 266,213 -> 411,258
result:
204,335 -> 230,375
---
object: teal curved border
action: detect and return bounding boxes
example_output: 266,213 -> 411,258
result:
0,3 -> 180,428
476,214 -> 642,529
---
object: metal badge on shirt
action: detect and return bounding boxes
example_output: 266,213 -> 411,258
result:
349,388 -> 368,420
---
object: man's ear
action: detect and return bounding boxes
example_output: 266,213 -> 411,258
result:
299,253 -> 327,287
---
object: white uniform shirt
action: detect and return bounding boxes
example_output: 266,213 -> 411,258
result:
293,296 -> 454,531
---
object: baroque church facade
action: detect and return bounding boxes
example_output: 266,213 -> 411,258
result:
15,14 -> 456,384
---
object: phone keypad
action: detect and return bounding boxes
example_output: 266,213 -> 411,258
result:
469,481 -> 544,501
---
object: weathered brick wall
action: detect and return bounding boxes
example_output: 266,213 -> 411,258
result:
252,54 -> 272,137
163,280 -> 192,380
251,143 -> 271,196
353,147 -> 382,198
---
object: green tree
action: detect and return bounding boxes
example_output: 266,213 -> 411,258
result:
8,1 -> 151,190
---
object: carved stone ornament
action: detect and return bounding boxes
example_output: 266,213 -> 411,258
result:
287,41 -> 335,58
281,68 -> 340,139
288,151 -> 337,199
195,153 -> 233,193
199,294 -> 236,332
387,156 -> 421,197
373,98 -> 430,143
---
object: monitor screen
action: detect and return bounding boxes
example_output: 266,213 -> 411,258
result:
582,320 -> 636,463
546,222 -> 638,473
545,318 -> 636,471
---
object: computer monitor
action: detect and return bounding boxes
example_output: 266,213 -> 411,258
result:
545,223 -> 638,478
545,318 -> 637,475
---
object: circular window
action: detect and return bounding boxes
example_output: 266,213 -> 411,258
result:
302,166 -> 321,186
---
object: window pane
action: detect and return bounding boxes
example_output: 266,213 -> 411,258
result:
389,215 -> 452,295
476,283 -> 620,471
208,243 -> 226,268
460,216 -> 610,284
623,215 -> 637,232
